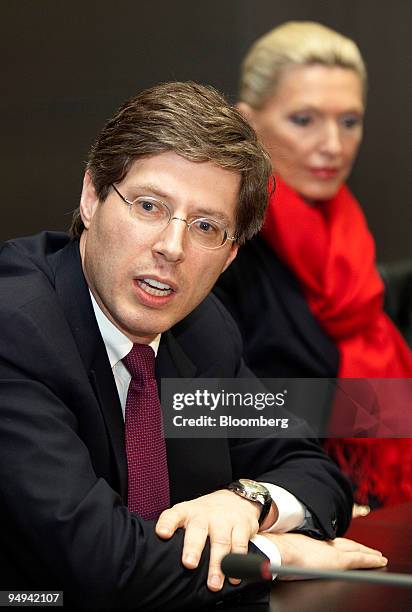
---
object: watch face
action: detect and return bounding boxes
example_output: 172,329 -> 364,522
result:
239,479 -> 267,495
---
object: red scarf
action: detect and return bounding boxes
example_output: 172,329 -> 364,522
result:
261,176 -> 412,504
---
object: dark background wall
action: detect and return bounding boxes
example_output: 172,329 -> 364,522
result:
2,0 -> 411,261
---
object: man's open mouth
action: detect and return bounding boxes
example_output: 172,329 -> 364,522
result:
137,278 -> 174,297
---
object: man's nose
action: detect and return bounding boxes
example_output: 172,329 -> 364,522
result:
152,218 -> 187,263
319,121 -> 343,157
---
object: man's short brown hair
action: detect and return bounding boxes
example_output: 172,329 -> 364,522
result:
69,81 -> 272,244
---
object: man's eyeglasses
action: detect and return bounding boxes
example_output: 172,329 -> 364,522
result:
111,184 -> 236,250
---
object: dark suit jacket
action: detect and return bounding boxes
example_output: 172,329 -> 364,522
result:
214,235 -> 340,434
0,232 -> 351,611
214,235 -> 339,379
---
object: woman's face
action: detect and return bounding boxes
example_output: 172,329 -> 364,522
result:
243,64 -> 364,201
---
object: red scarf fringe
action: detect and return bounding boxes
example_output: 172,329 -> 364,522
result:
261,177 -> 412,505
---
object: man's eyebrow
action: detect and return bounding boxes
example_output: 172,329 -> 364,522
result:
128,183 -> 170,200
192,208 -> 231,224
129,183 -> 233,225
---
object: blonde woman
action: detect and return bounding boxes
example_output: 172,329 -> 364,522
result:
215,22 -> 412,510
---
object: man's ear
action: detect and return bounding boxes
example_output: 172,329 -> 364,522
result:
221,243 -> 239,274
79,171 -> 100,229
236,101 -> 257,130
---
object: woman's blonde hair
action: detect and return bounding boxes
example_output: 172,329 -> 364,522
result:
239,21 -> 367,108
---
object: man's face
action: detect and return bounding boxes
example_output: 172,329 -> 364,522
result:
79,151 -> 239,343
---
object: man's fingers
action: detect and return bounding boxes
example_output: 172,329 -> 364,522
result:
333,538 -> 387,569
333,537 -> 383,555
344,551 -> 388,570
207,521 -> 233,591
227,523 -> 249,585
155,492 -> 259,591
181,518 -> 209,569
155,507 -> 185,538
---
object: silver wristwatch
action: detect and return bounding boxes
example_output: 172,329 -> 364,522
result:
227,478 -> 272,526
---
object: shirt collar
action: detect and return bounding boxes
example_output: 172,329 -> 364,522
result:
90,291 -> 161,367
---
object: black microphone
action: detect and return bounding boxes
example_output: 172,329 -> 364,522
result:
221,553 -> 412,588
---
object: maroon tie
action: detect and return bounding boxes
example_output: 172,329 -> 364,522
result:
122,344 -> 170,520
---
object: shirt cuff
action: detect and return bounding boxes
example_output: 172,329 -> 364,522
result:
259,482 -> 305,533
251,534 -> 281,580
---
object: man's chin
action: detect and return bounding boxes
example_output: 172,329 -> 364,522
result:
122,316 -> 176,344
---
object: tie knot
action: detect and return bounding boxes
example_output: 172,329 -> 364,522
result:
123,344 -> 156,383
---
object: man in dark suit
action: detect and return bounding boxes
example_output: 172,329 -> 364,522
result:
0,82 -> 386,610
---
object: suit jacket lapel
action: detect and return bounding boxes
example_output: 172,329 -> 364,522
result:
50,239 -> 128,499
157,330 -> 232,504
156,331 -> 197,380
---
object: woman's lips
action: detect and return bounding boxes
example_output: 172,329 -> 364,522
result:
308,167 -> 339,179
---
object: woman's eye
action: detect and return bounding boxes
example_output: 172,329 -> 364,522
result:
341,115 -> 362,129
289,114 -> 312,127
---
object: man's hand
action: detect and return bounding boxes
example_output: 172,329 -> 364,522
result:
155,490 -> 262,591
262,533 -> 387,579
